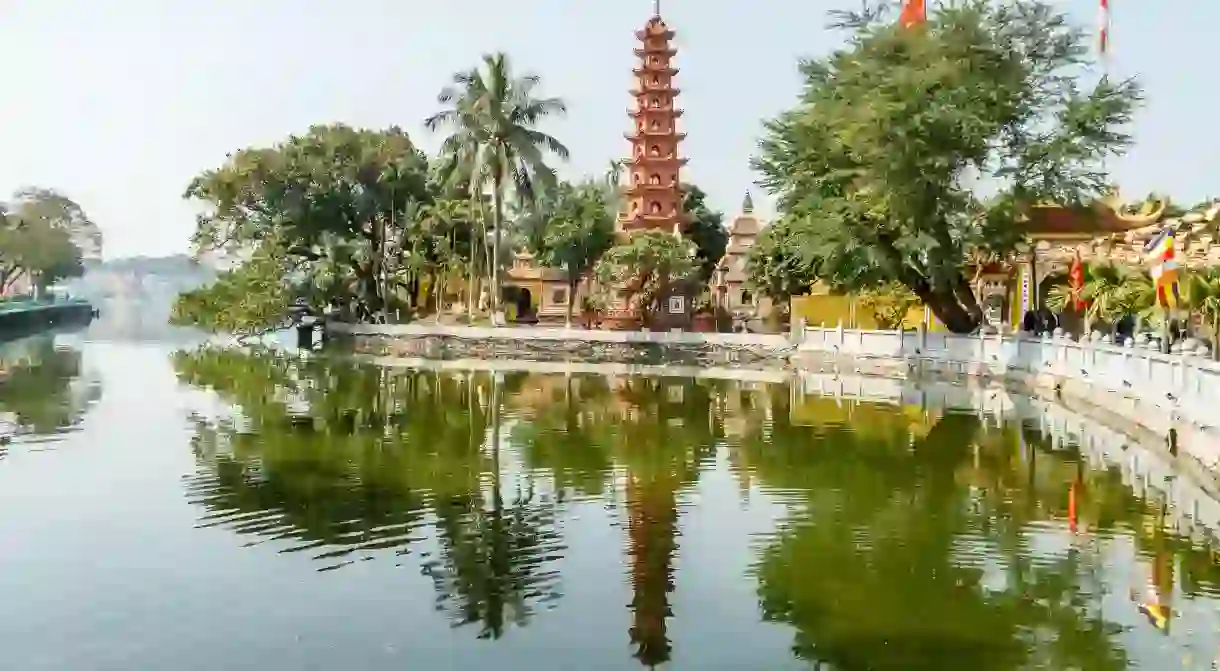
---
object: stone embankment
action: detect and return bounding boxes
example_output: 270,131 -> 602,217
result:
331,322 -> 796,368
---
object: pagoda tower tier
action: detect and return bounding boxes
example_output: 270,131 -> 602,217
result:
618,8 -> 688,235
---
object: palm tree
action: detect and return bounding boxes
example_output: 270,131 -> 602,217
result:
426,53 -> 570,323
1185,267 -> 1220,358
1046,262 -> 1156,336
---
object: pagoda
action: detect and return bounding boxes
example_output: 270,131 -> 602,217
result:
601,1 -> 693,329
619,1 -> 688,237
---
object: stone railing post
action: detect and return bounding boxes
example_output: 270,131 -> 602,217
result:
791,317 -> 807,345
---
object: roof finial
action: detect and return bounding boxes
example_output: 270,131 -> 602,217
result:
742,191 -> 754,214
653,0 -> 660,16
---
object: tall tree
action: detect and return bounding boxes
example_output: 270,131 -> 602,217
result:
8,188 -> 102,262
680,184 -> 728,285
752,0 -> 1142,333
524,182 -> 615,327
594,231 -> 698,325
426,53 -> 570,324
177,124 -> 432,328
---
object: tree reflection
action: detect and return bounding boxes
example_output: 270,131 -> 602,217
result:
0,336 -> 100,441
175,348 -> 564,638
512,373 -> 720,666
175,351 -> 1220,667
738,397 -> 1130,670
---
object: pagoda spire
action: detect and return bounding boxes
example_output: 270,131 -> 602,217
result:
653,0 -> 660,16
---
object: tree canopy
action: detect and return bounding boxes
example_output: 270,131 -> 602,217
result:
680,184 -> 728,284
594,231 -> 698,321
427,52 -> 570,321
0,189 -> 92,294
175,124 -> 433,330
750,0 -> 1142,332
521,181 -> 615,325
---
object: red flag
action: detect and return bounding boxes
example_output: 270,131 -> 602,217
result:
1099,0 -> 1111,56
1069,252 -> 1087,311
900,0 -> 926,28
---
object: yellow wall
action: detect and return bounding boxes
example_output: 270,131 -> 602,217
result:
791,293 -> 931,330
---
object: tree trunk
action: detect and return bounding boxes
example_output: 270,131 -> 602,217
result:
1213,313 -> 1218,361
917,285 -> 983,334
466,254 -> 476,321
565,276 -> 576,328
435,274 -> 445,323
491,178 -> 504,324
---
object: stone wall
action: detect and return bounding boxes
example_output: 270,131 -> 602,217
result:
332,323 -> 797,369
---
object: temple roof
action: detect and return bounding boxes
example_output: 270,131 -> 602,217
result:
1023,192 -> 1169,239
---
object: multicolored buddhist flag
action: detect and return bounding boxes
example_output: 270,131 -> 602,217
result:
1099,0 -> 1111,56
900,0 -> 926,28
1069,252 -> 1087,311
1144,228 -> 1181,309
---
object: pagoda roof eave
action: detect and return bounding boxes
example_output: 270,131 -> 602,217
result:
628,108 -> 684,117
634,47 -> 678,57
636,28 -> 676,40
1022,198 -> 1168,238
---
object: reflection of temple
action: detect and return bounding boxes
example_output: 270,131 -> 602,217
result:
625,470 -> 679,667
1137,501 -> 1175,632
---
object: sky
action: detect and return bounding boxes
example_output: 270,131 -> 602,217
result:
0,0 -> 1215,260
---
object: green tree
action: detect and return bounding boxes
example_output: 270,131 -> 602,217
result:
170,239 -> 303,339
752,0 -> 1142,333
857,281 -> 921,329
525,182 -> 615,327
0,217 -> 84,294
743,216 -> 820,307
8,188 -> 102,261
426,53 -> 570,324
593,231 -> 697,324
1185,267 -> 1220,358
1045,262 -> 1156,335
680,184 -> 728,284
0,189 -> 94,294
179,124 -> 432,327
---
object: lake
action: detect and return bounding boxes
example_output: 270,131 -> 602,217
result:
3,331 -> 1220,670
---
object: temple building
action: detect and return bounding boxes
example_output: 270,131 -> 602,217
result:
793,191 -> 1219,333
713,192 -> 766,315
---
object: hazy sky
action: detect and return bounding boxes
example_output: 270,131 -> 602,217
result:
1,0 -> 1214,259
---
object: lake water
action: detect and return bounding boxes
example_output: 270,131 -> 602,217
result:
4,331 -> 1220,669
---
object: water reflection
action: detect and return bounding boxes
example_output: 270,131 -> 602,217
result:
0,335 -> 101,450
175,348 -> 1220,669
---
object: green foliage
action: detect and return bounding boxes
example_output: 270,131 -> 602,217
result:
170,242 -> 304,338
427,52 -> 570,318
857,282 -> 921,329
594,231 -> 697,318
1044,262 -> 1156,330
178,124 -> 433,328
680,184 -> 728,284
744,216 -> 821,304
752,0 -> 1142,333
1185,268 -> 1220,357
521,181 -> 615,324
0,193 -> 88,293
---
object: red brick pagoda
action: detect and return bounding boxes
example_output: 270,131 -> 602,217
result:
619,1 -> 688,237
601,2 -> 693,330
